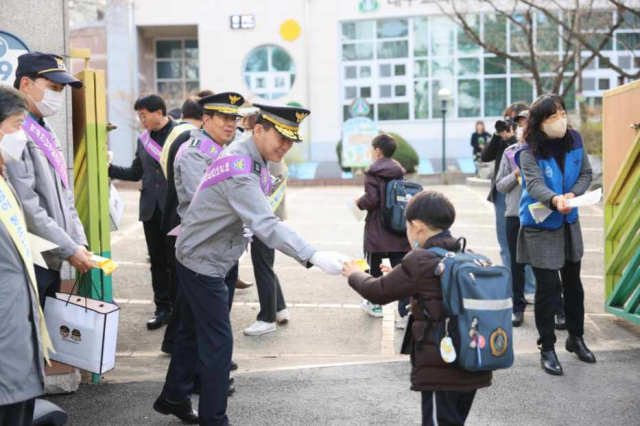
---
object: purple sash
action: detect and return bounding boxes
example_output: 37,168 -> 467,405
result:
140,131 -> 162,163
198,155 -> 272,195
175,137 -> 223,162
23,116 -> 69,190
504,147 -> 518,169
168,156 -> 272,237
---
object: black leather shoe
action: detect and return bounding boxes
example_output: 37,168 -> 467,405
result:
566,336 -> 596,363
540,350 -> 563,376
147,310 -> 171,330
230,360 -> 238,371
160,340 -> 173,356
153,396 -> 198,424
512,312 -> 524,327
555,313 -> 566,330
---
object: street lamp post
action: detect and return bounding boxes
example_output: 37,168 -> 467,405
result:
438,88 -> 451,184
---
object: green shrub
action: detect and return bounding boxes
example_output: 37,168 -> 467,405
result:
336,132 -> 419,173
580,121 -> 603,159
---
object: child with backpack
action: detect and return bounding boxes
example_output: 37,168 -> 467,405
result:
355,134 -> 411,322
343,191 -> 494,426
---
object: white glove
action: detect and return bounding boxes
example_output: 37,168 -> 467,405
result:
243,226 -> 253,243
310,251 -> 350,275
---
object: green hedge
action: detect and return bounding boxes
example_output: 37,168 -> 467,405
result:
336,132 -> 419,174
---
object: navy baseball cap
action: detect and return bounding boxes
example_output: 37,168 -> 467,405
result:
15,52 -> 83,89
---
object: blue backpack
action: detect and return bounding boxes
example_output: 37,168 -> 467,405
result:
381,179 -> 423,235
429,241 -> 514,372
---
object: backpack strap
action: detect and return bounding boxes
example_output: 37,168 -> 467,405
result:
427,247 -> 449,258
415,296 -> 433,351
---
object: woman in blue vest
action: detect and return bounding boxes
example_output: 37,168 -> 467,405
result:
515,94 -> 596,376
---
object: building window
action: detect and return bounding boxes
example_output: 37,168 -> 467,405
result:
244,45 -> 296,100
340,12 -> 640,121
155,39 -> 199,109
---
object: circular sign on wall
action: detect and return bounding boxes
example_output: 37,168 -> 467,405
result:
280,20 -> 301,42
0,31 -> 30,86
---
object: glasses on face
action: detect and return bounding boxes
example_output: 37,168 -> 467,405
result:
215,113 -> 241,124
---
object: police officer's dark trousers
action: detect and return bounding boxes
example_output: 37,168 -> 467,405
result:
162,236 -> 179,350
143,205 -> 172,313
421,390 -> 476,426
163,261 -> 233,426
35,265 -> 61,308
251,237 -> 286,323
0,398 -> 35,426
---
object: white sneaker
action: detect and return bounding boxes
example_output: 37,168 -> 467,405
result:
361,301 -> 384,318
244,321 -> 276,336
276,309 -> 290,324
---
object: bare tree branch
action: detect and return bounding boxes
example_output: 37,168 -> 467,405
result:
609,0 -> 640,20
522,0 -> 640,79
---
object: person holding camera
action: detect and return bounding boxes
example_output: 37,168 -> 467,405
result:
515,94 -> 595,376
480,102 -> 527,271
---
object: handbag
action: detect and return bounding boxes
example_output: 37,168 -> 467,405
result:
44,276 -> 120,375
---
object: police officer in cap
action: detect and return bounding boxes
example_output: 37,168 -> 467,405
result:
161,93 -> 245,384
6,52 -> 92,307
153,103 -> 349,425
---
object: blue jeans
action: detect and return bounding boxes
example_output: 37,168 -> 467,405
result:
493,192 -> 536,295
493,192 -> 511,270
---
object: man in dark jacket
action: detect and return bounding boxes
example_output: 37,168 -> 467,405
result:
109,94 -> 177,330
356,134 -> 411,320
344,191 -> 491,426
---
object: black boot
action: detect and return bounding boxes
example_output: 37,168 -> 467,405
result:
566,336 -> 596,363
540,350 -> 563,376
153,396 -> 198,424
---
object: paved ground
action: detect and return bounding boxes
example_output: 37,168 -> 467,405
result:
46,185 -> 640,425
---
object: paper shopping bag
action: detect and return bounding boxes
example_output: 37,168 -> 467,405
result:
44,293 -> 120,375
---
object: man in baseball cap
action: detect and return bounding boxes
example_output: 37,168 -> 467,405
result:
14,52 -> 83,90
5,51 -> 92,311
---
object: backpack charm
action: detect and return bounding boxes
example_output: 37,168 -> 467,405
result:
440,318 -> 456,363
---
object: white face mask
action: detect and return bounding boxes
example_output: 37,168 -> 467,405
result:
29,82 -> 64,117
0,129 -> 28,163
542,117 -> 568,139
516,127 -> 525,141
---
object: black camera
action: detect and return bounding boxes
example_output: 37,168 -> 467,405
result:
495,117 -> 517,134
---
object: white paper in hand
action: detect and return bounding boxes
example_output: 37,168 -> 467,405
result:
347,198 -> 366,222
568,188 -> 602,208
528,203 -> 553,224
28,233 -> 58,269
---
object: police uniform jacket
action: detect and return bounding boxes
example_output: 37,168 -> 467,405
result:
0,172 -> 45,405
174,130 -> 221,222
161,129 -> 192,234
5,115 -> 87,271
109,119 -> 177,222
175,136 -> 317,278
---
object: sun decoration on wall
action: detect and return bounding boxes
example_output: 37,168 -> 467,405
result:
280,20 -> 301,42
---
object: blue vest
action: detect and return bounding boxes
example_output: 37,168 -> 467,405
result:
515,130 -> 583,230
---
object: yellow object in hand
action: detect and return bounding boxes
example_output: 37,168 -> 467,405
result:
353,259 -> 370,272
90,255 -> 118,276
